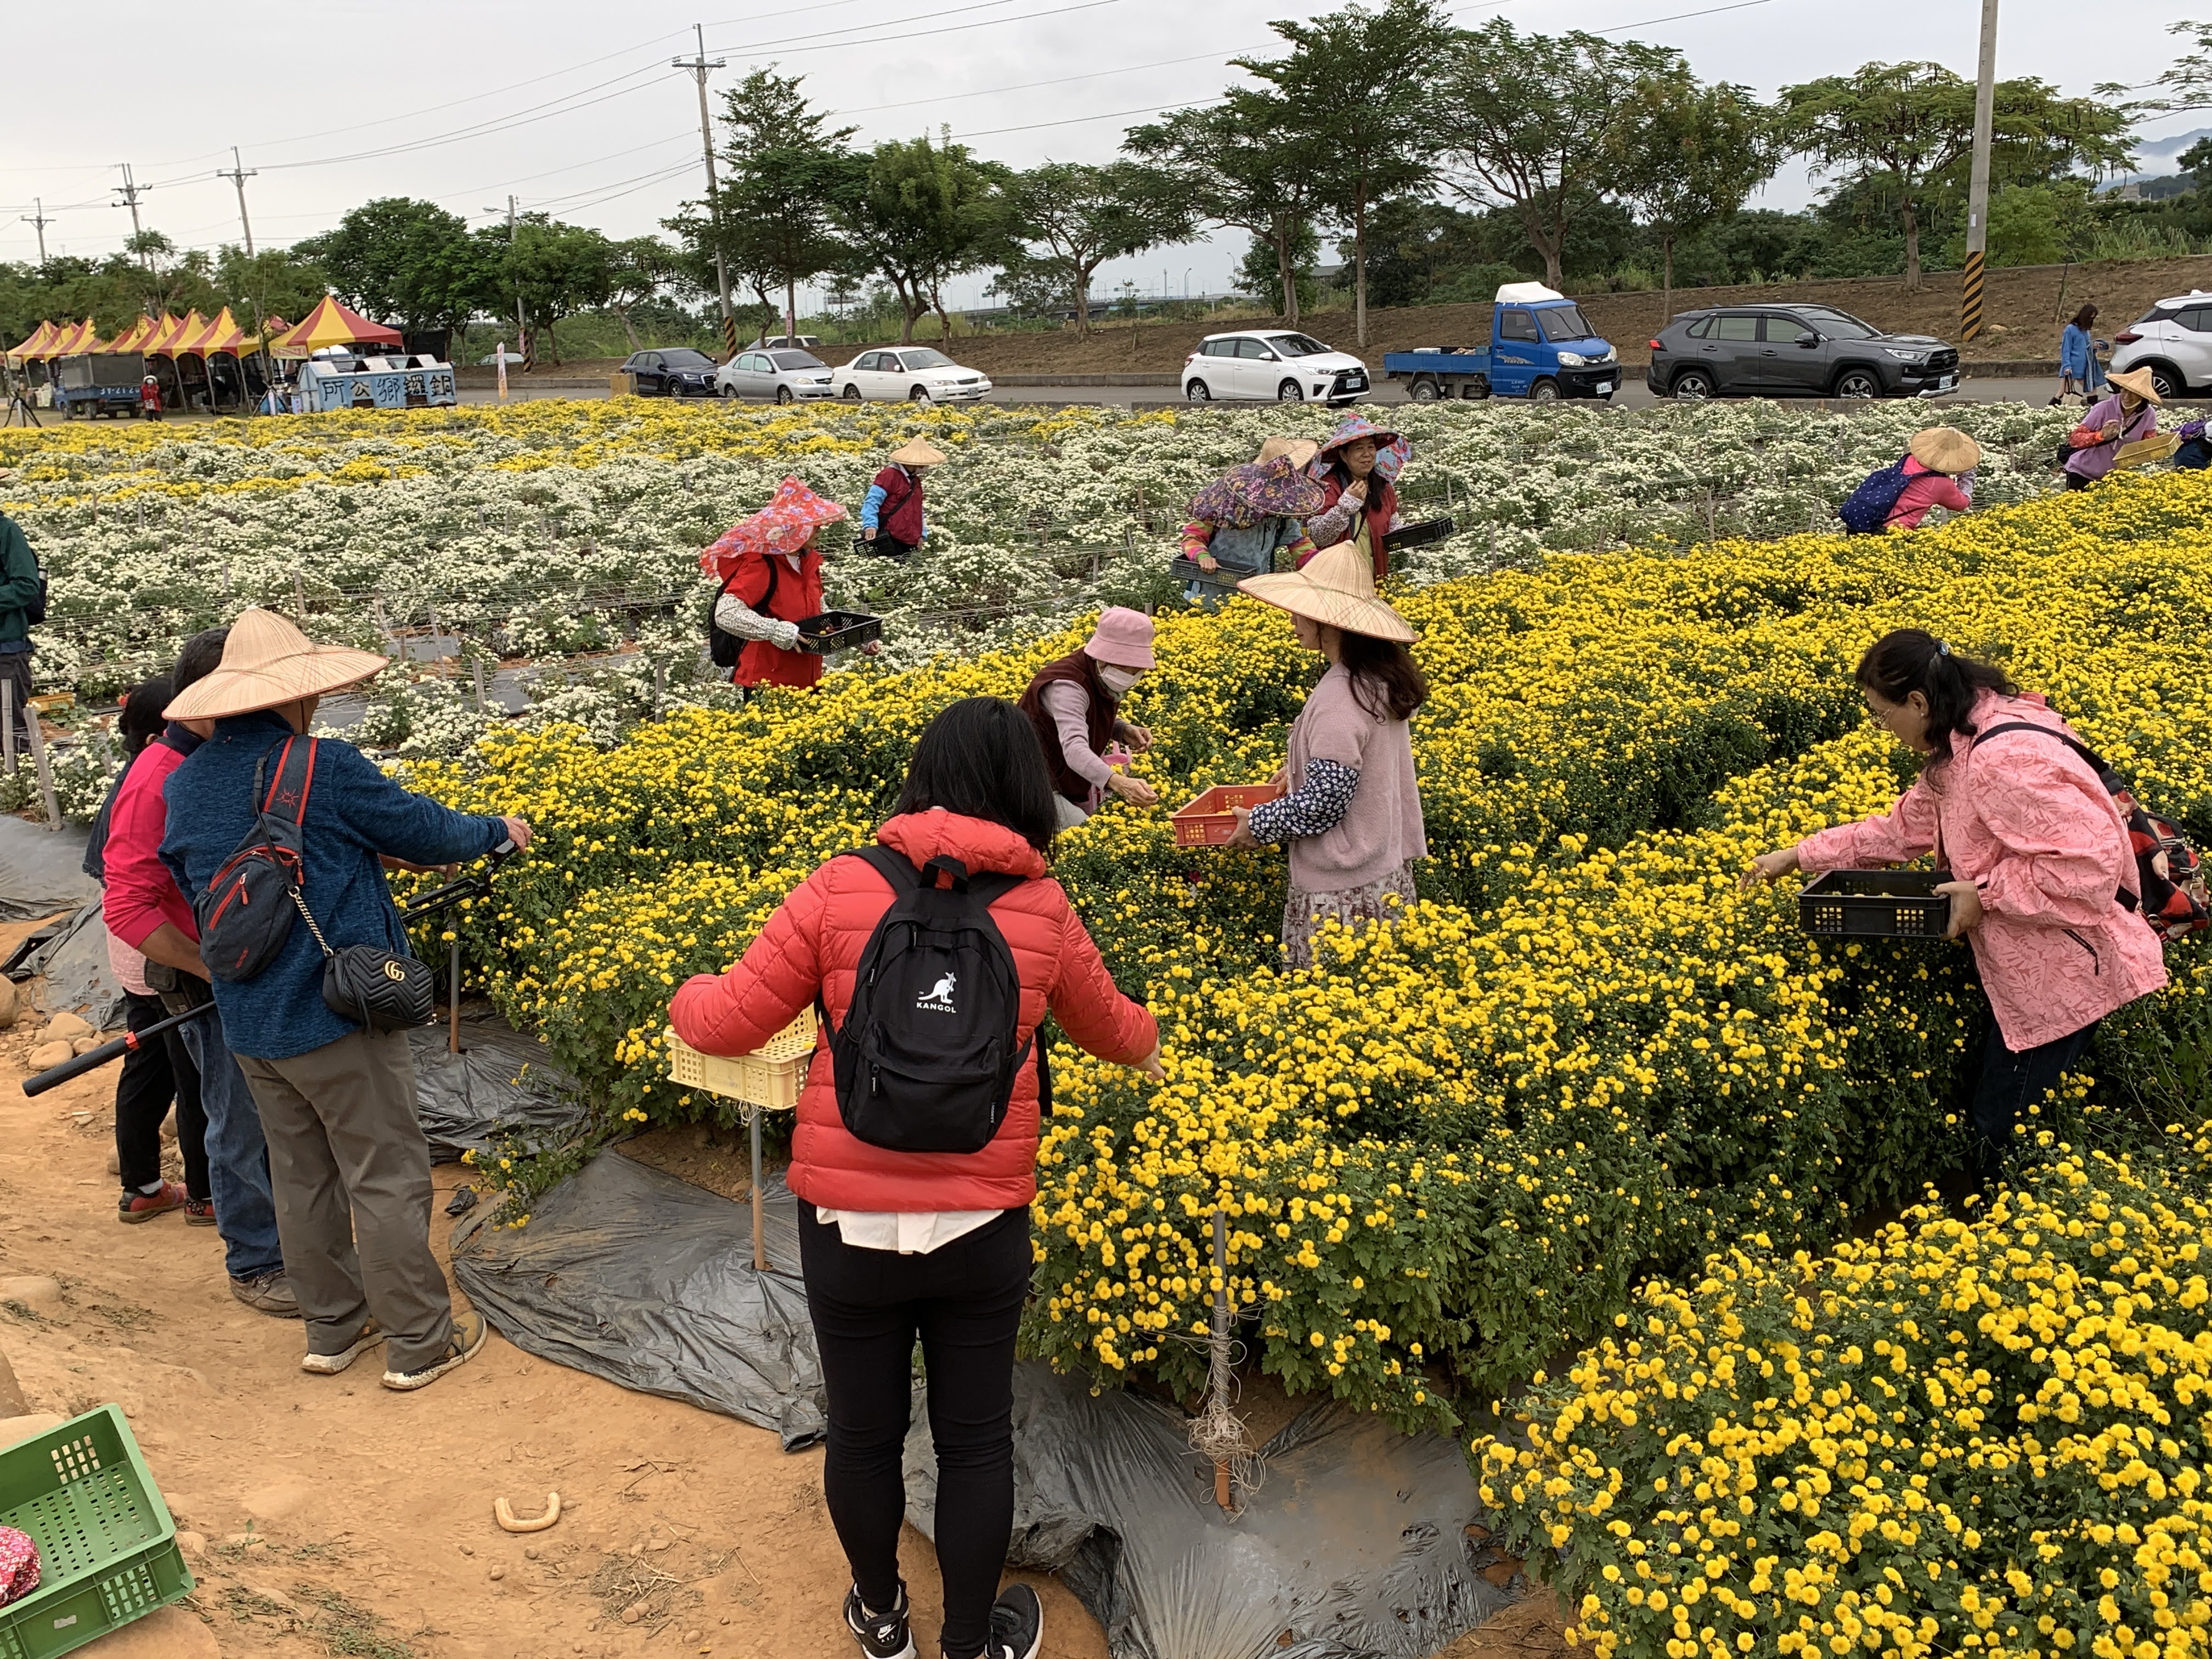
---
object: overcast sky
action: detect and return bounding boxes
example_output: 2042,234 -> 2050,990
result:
2,0 -> 2201,315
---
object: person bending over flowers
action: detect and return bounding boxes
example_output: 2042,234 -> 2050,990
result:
1742,629 -> 2167,1186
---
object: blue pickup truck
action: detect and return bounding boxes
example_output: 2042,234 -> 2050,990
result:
1382,284 -> 1621,403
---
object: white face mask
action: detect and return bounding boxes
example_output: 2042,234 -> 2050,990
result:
1097,665 -> 1142,696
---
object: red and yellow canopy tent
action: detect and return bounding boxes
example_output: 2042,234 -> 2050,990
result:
268,295 -> 402,357
4,320 -> 62,364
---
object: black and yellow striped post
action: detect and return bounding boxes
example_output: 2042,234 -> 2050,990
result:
1961,0 -> 1999,344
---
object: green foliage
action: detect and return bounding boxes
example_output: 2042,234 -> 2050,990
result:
995,161 -> 1193,335
1777,62 -> 2133,288
837,134 -> 1008,344
297,198 -> 493,338
1435,19 -> 1695,289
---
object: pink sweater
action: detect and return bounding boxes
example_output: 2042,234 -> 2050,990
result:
101,738 -> 198,956
1796,692 -> 2166,1051
1885,459 -> 1971,530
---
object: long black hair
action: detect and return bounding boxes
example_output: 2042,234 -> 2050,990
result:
1339,630 -> 1427,723
118,676 -> 173,758
1855,628 -> 2017,759
2069,304 -> 2098,331
891,696 -> 1059,857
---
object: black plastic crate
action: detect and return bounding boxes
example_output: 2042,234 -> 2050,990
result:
1798,870 -> 1956,939
793,611 -> 882,654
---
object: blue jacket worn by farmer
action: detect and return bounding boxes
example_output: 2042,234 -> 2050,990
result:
0,512 -> 40,648
160,710 -> 507,1060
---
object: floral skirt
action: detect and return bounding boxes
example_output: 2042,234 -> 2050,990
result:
1281,860 -> 1418,970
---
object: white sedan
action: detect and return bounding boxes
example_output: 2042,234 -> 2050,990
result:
832,346 -> 992,403
1181,330 -> 1369,404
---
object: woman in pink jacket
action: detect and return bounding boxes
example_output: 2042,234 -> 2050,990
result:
1743,629 -> 2166,1183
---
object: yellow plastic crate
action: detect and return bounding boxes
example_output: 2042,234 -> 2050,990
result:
664,1007 -> 816,1109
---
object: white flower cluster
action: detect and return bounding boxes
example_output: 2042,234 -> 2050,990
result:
2,398 -> 2078,772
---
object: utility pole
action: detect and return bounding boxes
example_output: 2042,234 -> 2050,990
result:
114,164 -> 147,264
674,22 -> 738,358
508,196 -> 531,371
20,200 -> 51,264
216,148 -> 258,255
1961,0 -> 1998,343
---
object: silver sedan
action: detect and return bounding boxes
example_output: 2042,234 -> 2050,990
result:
715,348 -> 838,404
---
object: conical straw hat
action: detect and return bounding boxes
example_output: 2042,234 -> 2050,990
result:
1906,427 -> 1980,474
1237,541 -> 1416,644
889,436 -> 946,467
164,608 -> 390,721
2107,365 -> 2161,405
1254,436 -> 1319,468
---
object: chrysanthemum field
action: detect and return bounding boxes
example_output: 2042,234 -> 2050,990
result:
9,400 -> 2210,1659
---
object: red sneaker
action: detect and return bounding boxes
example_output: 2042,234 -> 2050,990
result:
119,1181 -> 188,1223
184,1198 -> 217,1227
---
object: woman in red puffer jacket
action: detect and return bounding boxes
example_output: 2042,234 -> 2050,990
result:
669,696 -> 1160,1659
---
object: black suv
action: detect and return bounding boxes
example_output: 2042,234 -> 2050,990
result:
619,347 -> 721,397
1647,304 -> 1960,401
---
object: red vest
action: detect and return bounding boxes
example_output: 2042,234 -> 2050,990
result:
728,550 -> 823,689
1017,651 -> 1115,806
871,465 -> 927,546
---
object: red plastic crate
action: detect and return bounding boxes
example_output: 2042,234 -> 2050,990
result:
1170,783 -> 1284,848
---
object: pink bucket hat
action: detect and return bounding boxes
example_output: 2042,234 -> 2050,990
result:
1081,607 -> 1156,670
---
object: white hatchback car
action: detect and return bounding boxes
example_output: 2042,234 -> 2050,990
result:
832,346 -> 992,403
1182,330 -> 1370,404
2109,291 -> 2212,399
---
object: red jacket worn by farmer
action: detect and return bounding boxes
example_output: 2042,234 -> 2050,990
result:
668,808 -> 1157,1212
723,548 -> 824,690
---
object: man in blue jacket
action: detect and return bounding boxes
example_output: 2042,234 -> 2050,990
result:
161,609 -> 533,1392
0,501 -> 41,754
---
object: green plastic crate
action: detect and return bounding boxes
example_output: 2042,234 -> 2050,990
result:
0,1406 -> 193,1659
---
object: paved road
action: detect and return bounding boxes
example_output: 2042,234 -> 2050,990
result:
450,374 -> 2085,411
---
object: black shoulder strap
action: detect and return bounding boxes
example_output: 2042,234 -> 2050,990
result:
1973,720 -> 2115,781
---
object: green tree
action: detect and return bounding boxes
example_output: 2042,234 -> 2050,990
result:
122,232 -> 222,320
1436,19 -> 1688,290
996,161 -> 1190,336
1776,62 -> 2133,289
297,198 -> 492,337
713,67 -> 857,341
500,218 -> 618,368
840,134 -> 1007,343
1609,77 -> 1774,323
603,236 -> 678,352
1232,0 -> 1442,344
1126,90 -> 1329,326
213,245 -> 331,337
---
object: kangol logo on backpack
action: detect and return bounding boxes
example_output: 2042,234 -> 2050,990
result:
917,972 -> 958,1013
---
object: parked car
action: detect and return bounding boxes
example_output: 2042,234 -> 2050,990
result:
716,347 -> 837,403
1182,330 -> 1369,404
831,347 -> 992,402
1647,304 -> 1960,401
2109,292 -> 2212,399
619,347 -> 721,397
752,334 -> 822,349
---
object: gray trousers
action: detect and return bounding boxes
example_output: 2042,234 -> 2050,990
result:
236,1028 -> 454,1371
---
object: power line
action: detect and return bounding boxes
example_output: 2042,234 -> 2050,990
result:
1592,0 -> 1773,32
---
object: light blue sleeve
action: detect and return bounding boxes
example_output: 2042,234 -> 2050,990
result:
860,483 -> 887,532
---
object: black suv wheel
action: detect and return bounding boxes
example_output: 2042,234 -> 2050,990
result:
1833,368 -> 1881,399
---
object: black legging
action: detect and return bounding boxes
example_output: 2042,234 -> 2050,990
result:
798,1202 -> 1029,1659
116,989 -> 210,1198
1968,1015 -> 2098,1186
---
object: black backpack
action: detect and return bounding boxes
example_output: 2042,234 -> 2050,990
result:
822,846 -> 1044,1154
705,561 -> 779,670
194,736 -> 316,981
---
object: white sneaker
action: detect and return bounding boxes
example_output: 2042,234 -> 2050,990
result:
301,1319 -> 383,1375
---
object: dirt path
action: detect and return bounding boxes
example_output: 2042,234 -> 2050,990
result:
0,911 -> 1562,1659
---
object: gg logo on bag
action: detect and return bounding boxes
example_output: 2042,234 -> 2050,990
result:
383,960 -> 407,982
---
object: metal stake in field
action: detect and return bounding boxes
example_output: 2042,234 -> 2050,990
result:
1960,0 -> 1999,343
749,1105 -> 766,1273
1188,1206 -> 1259,1513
